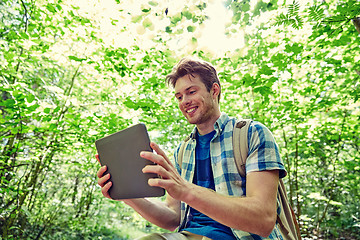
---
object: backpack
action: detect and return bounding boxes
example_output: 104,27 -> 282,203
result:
177,119 -> 302,240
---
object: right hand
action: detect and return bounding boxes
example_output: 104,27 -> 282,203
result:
96,154 -> 112,199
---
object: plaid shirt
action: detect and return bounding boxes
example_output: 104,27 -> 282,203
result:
174,113 -> 287,240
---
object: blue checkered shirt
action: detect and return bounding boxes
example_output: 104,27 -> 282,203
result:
174,113 -> 287,240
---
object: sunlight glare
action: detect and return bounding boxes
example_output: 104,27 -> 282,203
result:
197,1 -> 245,56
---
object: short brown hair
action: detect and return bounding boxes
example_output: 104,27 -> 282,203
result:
166,57 -> 221,101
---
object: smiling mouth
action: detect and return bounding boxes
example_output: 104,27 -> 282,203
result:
186,107 -> 197,114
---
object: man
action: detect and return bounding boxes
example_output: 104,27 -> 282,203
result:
97,58 -> 287,239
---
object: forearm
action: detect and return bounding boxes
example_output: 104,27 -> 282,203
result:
180,171 -> 279,237
123,197 -> 180,231
184,185 -> 276,236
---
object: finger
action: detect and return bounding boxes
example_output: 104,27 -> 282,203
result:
148,177 -> 188,201
97,173 -> 111,187
148,178 -> 175,190
97,165 -> 107,178
101,181 -> 113,199
148,178 -> 162,188
141,151 -> 171,171
150,142 -> 171,163
95,154 -> 100,164
142,165 -> 171,179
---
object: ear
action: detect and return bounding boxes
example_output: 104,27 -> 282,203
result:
211,83 -> 220,100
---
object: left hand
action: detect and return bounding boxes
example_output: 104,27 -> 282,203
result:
141,142 -> 191,201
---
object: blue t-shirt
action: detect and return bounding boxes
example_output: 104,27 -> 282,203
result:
182,130 -> 236,240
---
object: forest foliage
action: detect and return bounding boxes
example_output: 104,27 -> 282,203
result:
0,0 -> 359,239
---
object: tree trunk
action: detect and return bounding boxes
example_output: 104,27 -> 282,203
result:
353,17 -> 360,35
294,126 -> 301,220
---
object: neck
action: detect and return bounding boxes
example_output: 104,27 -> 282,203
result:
196,111 -> 221,135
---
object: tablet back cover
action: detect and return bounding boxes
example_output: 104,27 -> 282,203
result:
95,124 -> 165,199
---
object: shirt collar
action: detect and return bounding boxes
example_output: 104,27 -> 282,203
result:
189,112 -> 230,139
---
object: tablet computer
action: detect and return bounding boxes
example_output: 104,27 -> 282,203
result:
95,123 -> 165,200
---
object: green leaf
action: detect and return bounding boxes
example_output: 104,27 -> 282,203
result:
46,4 -> 57,13
243,13 -> 250,23
131,15 -> 143,23
65,113 -> 74,119
233,12 -> 241,22
242,73 -> 255,87
171,13 -> 182,25
288,0 -> 300,17
308,192 -> 328,201
187,26 -> 196,32
196,3 -> 207,11
241,3 -> 250,12
55,4 -> 62,11
68,56 -> 86,62
11,127 -> 19,134
26,94 -> 35,103
148,1 -> 158,7
124,98 -> 138,110
308,5 -> 325,21
49,123 -> 57,131
12,90 -> 23,99
182,10 -> 192,20
253,85 -> 271,95
259,65 -> 275,76
284,43 -> 303,55
329,200 -> 343,206
142,8 -> 151,13
28,104 -> 40,112
1,99 -> 15,107
165,26 -> 172,33
20,32 -> 29,40
142,18 -> 153,29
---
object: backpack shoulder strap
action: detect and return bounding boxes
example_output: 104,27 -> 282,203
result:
232,119 -> 252,178
278,179 -> 302,239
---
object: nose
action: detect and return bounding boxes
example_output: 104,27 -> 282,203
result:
180,94 -> 191,108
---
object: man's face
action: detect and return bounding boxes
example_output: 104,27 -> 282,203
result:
174,74 -> 218,126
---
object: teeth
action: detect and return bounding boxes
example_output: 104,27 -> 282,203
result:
187,108 -> 196,113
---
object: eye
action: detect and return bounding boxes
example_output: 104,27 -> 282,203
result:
189,90 -> 196,94
176,95 -> 182,101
